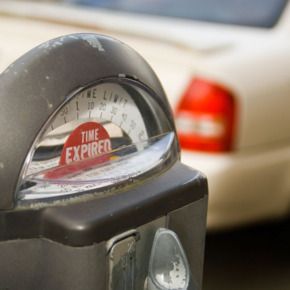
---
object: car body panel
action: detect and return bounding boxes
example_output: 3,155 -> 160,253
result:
182,144 -> 290,229
198,39 -> 290,150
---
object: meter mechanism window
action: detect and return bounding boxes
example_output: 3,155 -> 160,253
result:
20,78 -> 176,201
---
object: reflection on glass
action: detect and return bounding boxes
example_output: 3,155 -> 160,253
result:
147,228 -> 192,290
19,133 -> 175,201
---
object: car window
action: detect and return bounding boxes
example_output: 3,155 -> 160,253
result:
67,0 -> 288,28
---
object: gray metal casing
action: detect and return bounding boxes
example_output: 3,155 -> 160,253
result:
0,33 -> 208,290
0,197 -> 207,290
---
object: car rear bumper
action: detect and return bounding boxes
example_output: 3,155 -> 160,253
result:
181,144 -> 290,230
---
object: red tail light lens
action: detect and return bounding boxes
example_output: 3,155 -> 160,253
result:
176,78 -> 236,152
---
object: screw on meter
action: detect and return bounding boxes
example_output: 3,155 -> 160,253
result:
0,33 -> 178,205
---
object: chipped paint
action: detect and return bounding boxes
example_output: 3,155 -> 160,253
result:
39,39 -> 64,51
0,162 -> 4,169
52,41 -> 63,48
39,41 -> 51,50
37,34 -> 105,54
68,35 -> 79,40
39,94 -> 54,111
81,34 -> 105,52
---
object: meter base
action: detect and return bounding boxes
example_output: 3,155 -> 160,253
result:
0,198 -> 207,290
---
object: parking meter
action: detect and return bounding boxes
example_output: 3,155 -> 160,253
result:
0,33 -> 207,290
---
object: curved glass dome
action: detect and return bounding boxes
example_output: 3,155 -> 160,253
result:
17,79 -> 179,203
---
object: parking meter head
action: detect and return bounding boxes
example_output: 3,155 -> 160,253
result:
0,33 -> 178,209
0,33 -> 207,290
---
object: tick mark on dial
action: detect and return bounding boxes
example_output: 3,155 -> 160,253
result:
114,94 -> 119,103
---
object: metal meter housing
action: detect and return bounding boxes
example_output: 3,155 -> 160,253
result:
0,34 -> 208,290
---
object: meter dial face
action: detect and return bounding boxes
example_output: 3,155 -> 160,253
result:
18,80 -> 178,202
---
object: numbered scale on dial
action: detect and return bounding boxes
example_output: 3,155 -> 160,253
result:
19,80 -> 176,201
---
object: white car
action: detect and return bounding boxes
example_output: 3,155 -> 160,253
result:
1,0 -> 290,229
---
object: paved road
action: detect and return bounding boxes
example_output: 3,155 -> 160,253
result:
203,219 -> 290,290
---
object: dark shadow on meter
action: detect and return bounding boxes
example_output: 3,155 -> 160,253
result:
33,145 -> 63,161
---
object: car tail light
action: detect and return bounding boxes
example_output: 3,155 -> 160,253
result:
176,78 -> 236,152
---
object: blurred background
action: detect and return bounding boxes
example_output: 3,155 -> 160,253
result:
0,0 -> 290,289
